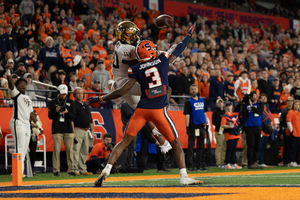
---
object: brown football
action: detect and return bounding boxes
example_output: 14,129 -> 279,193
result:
155,14 -> 173,28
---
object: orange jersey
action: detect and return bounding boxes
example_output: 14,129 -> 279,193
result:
86,143 -> 111,162
286,109 -> 300,137
87,28 -> 99,39
158,29 -> 168,41
251,87 -> 260,100
78,68 -> 93,89
105,59 -> 113,79
91,45 -> 107,60
133,18 -> 146,31
117,7 -> 126,19
221,112 -> 241,141
42,13 -> 51,20
146,10 -> 160,24
235,78 -> 251,100
279,91 -> 290,109
61,26 -> 71,42
199,82 -> 209,98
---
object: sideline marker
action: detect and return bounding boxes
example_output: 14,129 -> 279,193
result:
12,153 -> 22,186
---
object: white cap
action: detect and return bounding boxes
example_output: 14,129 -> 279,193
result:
8,59 -> 14,64
57,84 -> 68,94
1,78 -> 8,86
107,40 -> 113,45
45,36 -> 53,43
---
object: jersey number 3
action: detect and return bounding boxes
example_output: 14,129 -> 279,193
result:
145,67 -> 162,88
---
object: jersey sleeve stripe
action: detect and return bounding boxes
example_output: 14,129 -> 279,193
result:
163,52 -> 170,59
128,68 -> 133,74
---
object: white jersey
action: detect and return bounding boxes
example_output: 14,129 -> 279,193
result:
112,41 -> 137,80
9,87 -> 33,125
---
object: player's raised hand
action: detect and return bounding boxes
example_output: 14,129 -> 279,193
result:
87,96 -> 101,105
5,59 -> 14,69
187,22 -> 196,36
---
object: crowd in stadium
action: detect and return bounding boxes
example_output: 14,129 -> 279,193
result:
0,0 -> 299,113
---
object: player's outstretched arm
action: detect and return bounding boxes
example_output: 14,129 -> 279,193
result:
88,78 -> 137,104
122,59 -> 139,65
169,22 -> 196,64
5,61 -> 15,90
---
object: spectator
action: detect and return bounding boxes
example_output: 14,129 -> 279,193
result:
13,62 -> 26,77
286,100 -> 300,167
290,78 -> 300,100
257,93 -> 273,168
29,110 -> 42,174
3,24 -> 16,54
38,36 -> 61,72
24,73 -> 37,100
19,0 -> 35,27
177,66 -> 194,104
76,23 -> 85,43
17,26 -> 34,51
0,25 -> 5,58
91,39 -> 107,60
86,133 -> 112,174
78,58 -> 93,89
89,50 -> 99,69
271,78 -> 282,109
48,84 -> 76,177
69,72 -> 78,91
18,47 -> 38,70
209,68 -> 224,110
184,84 -> 208,171
84,10 -> 97,31
251,80 -> 260,100
240,91 -> 264,169
65,32 -> 78,49
220,101 -> 242,170
32,71 -> 44,96
73,87 -> 94,175
87,80 -> 103,108
0,78 -> 11,106
199,74 -> 209,99
91,59 -> 110,93
234,71 -> 251,101
257,70 -> 273,101
279,96 -> 294,166
78,32 -> 92,51
224,72 -> 235,103
62,57 -> 77,82
212,98 -> 226,168
280,86 -> 291,109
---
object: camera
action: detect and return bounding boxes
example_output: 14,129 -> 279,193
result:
106,142 -> 115,151
60,106 -> 66,112
242,94 -> 250,105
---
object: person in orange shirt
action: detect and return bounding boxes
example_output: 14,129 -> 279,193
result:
86,133 -> 112,174
42,5 -> 51,21
220,101 -> 242,170
133,13 -> 146,31
70,78 -> 89,102
87,80 -> 104,109
61,20 -> 70,42
286,100 -> 300,167
91,39 -> 107,60
146,9 -> 160,24
199,74 -> 209,98
117,3 -> 126,19
105,51 -> 113,80
251,80 -> 260,101
78,58 -> 93,89
87,22 -> 99,39
279,86 -> 290,109
234,71 -> 251,101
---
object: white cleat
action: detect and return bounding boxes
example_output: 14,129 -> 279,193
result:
180,176 -> 203,185
94,170 -> 109,187
160,141 -> 172,154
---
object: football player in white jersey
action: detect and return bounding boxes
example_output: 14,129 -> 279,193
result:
5,59 -> 44,177
111,21 -> 172,153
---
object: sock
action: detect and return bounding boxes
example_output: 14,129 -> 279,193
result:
179,168 -> 188,178
104,164 -> 113,173
152,127 -> 161,136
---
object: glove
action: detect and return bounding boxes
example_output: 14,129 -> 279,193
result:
206,124 -> 209,132
187,22 -> 196,36
186,126 -> 189,135
87,96 -> 101,105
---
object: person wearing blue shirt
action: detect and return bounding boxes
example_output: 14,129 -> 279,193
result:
242,91 -> 265,169
38,36 -> 61,72
209,68 -> 224,110
184,84 -> 208,171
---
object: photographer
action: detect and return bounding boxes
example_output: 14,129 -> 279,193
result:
48,84 -> 76,177
240,91 -> 264,169
86,133 -> 113,174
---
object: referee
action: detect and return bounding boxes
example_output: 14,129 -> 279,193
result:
73,87 -> 94,175
6,59 -> 43,177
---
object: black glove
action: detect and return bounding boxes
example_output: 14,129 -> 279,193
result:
206,124 -> 209,132
87,96 -> 100,105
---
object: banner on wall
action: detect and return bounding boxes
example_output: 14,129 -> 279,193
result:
163,0 -> 289,29
0,108 -> 279,152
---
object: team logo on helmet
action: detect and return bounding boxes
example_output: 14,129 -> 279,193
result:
135,40 -> 158,62
116,21 -> 140,45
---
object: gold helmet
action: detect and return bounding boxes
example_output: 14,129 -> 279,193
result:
116,21 -> 140,45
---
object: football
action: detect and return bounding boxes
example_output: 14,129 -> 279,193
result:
155,14 -> 173,28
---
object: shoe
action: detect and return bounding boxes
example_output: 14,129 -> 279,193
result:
225,164 -> 233,169
217,164 -> 225,169
22,174 -> 27,178
254,162 -> 262,168
180,176 -> 203,185
278,161 -> 284,166
232,164 -> 242,169
157,168 -> 171,173
259,164 -> 269,168
82,172 -> 93,175
288,162 -> 298,167
248,164 -> 260,169
68,172 -> 77,177
53,172 -> 59,177
198,167 -> 208,171
75,172 -> 81,176
94,170 -> 109,187
160,141 -> 172,154
188,168 -> 197,171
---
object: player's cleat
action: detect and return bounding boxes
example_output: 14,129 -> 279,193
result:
94,171 -> 109,187
180,176 -> 203,185
160,141 -> 172,154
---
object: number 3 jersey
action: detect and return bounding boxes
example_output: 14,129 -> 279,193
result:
128,52 -> 170,109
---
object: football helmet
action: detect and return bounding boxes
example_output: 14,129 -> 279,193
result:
135,40 -> 158,62
116,21 -> 140,45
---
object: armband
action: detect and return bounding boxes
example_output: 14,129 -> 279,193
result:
36,121 -> 42,130
6,69 -> 11,76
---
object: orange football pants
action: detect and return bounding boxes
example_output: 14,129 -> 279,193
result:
125,107 -> 178,142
